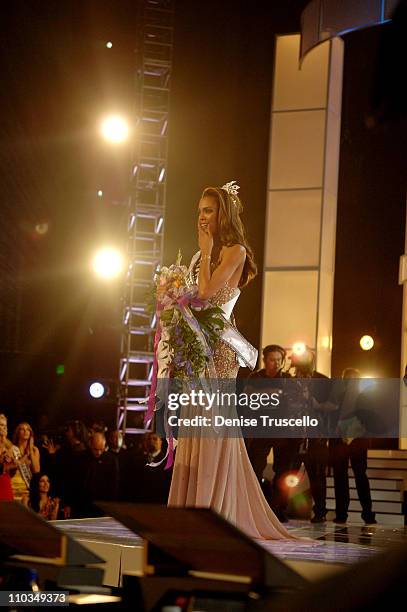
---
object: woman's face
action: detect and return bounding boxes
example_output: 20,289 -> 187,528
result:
198,196 -> 219,236
39,475 -> 50,493
0,416 -> 7,439
18,423 -> 32,442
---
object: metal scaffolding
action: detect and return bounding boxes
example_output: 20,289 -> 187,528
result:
117,0 -> 174,436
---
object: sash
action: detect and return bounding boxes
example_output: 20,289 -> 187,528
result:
11,446 -> 32,490
220,316 -> 258,370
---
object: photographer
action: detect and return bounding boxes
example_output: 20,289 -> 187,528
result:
290,348 -> 336,523
246,345 -> 301,522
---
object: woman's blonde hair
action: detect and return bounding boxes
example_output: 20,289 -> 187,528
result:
12,422 -> 34,447
0,414 -> 12,449
201,186 -> 257,287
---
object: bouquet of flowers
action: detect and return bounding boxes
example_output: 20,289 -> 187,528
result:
152,252 -> 224,379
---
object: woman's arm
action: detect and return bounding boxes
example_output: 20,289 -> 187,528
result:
30,446 -> 40,473
50,498 -> 60,521
198,244 -> 245,299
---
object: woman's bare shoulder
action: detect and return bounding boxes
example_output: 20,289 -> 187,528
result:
220,244 -> 246,259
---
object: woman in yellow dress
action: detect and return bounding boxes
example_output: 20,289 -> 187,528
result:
10,421 -> 40,503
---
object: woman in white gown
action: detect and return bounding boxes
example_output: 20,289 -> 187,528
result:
167,182 -> 297,540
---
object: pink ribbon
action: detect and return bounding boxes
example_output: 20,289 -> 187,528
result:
176,293 -> 205,308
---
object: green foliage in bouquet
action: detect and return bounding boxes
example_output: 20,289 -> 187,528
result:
160,305 -> 225,379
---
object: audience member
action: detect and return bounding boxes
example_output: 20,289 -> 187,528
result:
144,432 -> 166,466
125,432 -> 172,504
73,431 -> 119,517
89,420 -> 107,434
107,428 -> 128,499
107,429 -> 126,454
28,472 -> 60,520
0,414 -> 14,501
43,419 -> 88,517
10,422 -> 40,503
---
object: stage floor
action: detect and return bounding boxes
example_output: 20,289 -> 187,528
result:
54,516 -> 407,585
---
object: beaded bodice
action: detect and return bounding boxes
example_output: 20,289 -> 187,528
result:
209,282 -> 241,378
210,282 -> 240,308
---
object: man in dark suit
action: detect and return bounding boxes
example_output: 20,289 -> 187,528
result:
125,432 -> 172,504
75,431 -> 119,517
247,344 -> 301,522
290,348 -> 335,523
330,368 -> 377,525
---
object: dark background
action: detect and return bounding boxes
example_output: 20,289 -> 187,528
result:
0,0 -> 405,429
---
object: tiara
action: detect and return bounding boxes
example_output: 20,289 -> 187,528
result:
221,180 -> 240,199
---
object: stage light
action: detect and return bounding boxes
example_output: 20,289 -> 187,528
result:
292,342 -> 307,357
35,223 -> 49,235
100,115 -> 129,144
360,335 -> 374,351
97,190 -> 103,197
106,41 -> 113,49
284,474 -> 300,488
89,382 -> 105,399
92,247 -> 124,279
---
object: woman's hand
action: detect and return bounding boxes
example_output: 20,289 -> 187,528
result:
50,498 -> 60,521
198,224 -> 213,256
2,450 -> 16,472
45,440 -> 60,455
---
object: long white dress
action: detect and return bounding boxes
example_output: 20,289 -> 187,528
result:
168,281 -> 297,540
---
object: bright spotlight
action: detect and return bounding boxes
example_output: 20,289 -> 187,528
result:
89,382 -> 105,399
97,190 -> 103,197
35,223 -> 49,235
360,335 -> 374,351
92,248 -> 124,279
100,115 -> 129,143
284,474 -> 300,488
292,342 -> 306,357
106,41 -> 113,49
